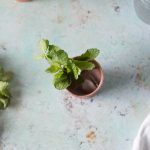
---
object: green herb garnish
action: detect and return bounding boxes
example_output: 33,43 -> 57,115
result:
39,39 -> 100,90
0,66 -> 12,109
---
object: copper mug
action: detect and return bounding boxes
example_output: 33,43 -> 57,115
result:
134,0 -> 150,24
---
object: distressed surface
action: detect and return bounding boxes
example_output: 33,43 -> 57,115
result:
0,0 -> 150,150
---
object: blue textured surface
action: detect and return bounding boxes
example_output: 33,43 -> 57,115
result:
0,0 -> 150,150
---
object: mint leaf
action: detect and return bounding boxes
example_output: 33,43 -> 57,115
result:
52,50 -> 68,65
68,60 -> 81,80
0,81 -> 9,97
46,49 -> 56,63
0,98 -> 9,109
46,49 -> 68,65
46,45 -> 61,59
73,60 -> 95,71
54,71 -> 71,90
0,67 -> 12,109
54,70 -> 64,79
77,48 -> 100,61
39,39 -> 49,51
72,63 -> 81,80
46,47 -> 66,65
46,64 -> 60,73
49,45 -> 60,52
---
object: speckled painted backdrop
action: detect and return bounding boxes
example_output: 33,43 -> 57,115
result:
0,0 -> 150,150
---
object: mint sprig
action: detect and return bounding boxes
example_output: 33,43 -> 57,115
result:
39,39 -> 100,90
